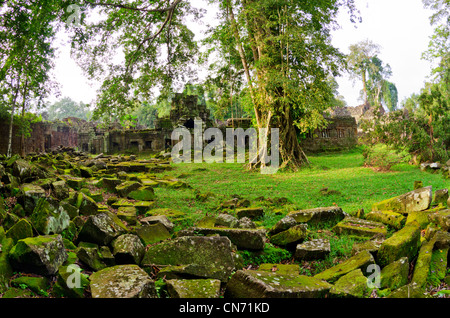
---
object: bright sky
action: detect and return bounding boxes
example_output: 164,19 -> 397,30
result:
50,0 -> 436,108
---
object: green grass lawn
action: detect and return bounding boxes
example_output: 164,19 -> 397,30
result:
145,147 -> 449,231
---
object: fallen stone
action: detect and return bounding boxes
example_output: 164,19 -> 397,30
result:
140,215 -> 174,232
111,199 -> 155,214
188,227 -> 266,250
116,206 -> 138,225
268,216 -> 297,236
329,269 -> 371,298
225,270 -> 333,298
428,209 -> 450,230
351,238 -> 384,259
127,186 -> 156,201
332,216 -> 387,238
365,210 -> 406,230
387,282 -> 426,298
76,242 -> 111,271
377,221 -> 421,267
75,192 -> 99,216
21,183 -> 46,215
166,279 -> 221,298
136,223 -> 171,246
270,224 -> 307,247
371,186 -> 432,213
287,206 -> 344,225
5,218 -> 33,243
294,239 -> 330,261
433,189 -> 449,206
54,264 -> 90,298
314,250 -> 375,283
8,234 -> 67,275
30,197 -> 71,235
90,264 -> 157,298
236,207 -> 264,220
77,212 -> 128,245
411,236 -> 436,287
66,177 -> 85,191
115,181 -> 142,197
111,234 -> 145,265
11,276 -> 50,295
141,236 -> 237,282
0,238 -> 14,293
380,257 -> 409,290
51,180 -> 70,201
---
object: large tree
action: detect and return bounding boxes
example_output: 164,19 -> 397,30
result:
347,39 -> 398,110
67,0 -> 202,122
204,0 -> 359,170
0,0 -> 61,157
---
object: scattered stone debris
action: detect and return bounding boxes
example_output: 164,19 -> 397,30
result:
0,150 -> 449,299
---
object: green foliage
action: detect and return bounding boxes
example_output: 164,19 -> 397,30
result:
68,0 -> 202,122
45,97 -> 91,121
347,39 -> 398,110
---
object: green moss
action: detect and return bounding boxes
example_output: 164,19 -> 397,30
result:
427,247 -> 448,287
329,269 -> 371,298
238,243 -> 292,266
377,221 -> 421,267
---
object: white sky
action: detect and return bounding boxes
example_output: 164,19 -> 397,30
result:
50,0 -> 436,108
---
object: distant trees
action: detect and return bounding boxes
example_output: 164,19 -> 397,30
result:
46,97 -> 91,121
362,0 -> 449,163
347,39 -> 398,111
0,0 -> 62,157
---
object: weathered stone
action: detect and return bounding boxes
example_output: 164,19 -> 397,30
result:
5,218 -> 33,243
387,282 -> 426,298
110,234 -> 145,265
237,217 -> 257,229
54,264 -> 90,298
365,210 -> 406,230
329,269 -> 371,298
287,206 -> 344,225
101,177 -> 122,192
380,257 -> 409,290
236,207 -> 264,220
225,270 -> 333,298
66,177 -> 85,191
127,186 -> 156,201
333,216 -> 387,238
116,206 -> 138,225
377,221 -> 421,267
142,236 -> 237,282
74,192 -> 99,216
406,210 -> 434,229
76,242 -> 112,271
77,212 -> 128,245
30,197 -> 71,235
427,209 -> 450,230
434,189 -> 449,206
371,186 -> 432,213
11,276 -> 50,295
166,279 -> 221,298
190,227 -> 266,250
294,239 -> 330,261
111,199 -> 155,214
314,250 -> 375,283
11,159 -> 33,181
8,234 -> 68,275
434,231 -> 450,249
351,238 -> 384,258
270,224 -> 307,247
136,223 -> 171,246
0,238 -> 14,292
268,216 -> 297,235
79,166 -> 93,178
140,215 -> 174,232
115,181 -> 142,197
90,264 -> 157,298
411,236 -> 436,287
50,180 -> 69,201
21,183 -> 46,215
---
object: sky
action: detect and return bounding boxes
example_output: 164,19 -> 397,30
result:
50,0 -> 436,108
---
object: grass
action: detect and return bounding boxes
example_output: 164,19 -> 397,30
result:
144,147 -> 449,230
139,147 -> 449,274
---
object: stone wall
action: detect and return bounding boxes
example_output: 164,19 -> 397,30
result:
0,119 -> 78,155
300,116 -> 358,153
